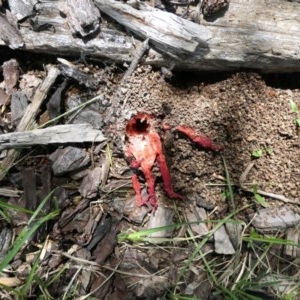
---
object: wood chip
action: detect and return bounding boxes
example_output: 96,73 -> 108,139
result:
10,91 -> 28,125
0,13 -> 23,49
0,65 -> 60,181
7,0 -> 36,21
148,205 -> 174,239
284,227 -> 300,258
186,207 -> 208,236
2,59 -> 19,95
49,146 -> 90,175
59,0 -> 101,37
79,167 -> 102,198
0,277 -> 22,287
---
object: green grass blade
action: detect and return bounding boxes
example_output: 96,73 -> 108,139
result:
243,235 -> 299,246
0,199 -> 34,215
46,263 -> 70,287
28,189 -> 57,225
0,210 -> 59,273
118,220 -> 241,243
34,274 -> 54,299
118,221 -> 202,242
0,207 -> 11,223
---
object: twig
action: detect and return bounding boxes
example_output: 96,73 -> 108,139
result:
118,37 -> 149,108
121,38 -> 149,89
61,251 -> 158,278
239,162 -> 300,205
105,37 -> 149,122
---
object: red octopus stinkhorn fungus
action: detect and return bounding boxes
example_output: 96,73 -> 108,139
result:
125,113 -> 182,209
125,112 -> 223,210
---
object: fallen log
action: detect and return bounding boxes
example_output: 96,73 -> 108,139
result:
1,0 -> 300,72
95,0 -> 300,72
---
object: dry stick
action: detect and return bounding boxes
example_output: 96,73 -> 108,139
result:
0,65 -> 61,182
121,38 -> 149,109
106,38 -> 149,122
0,188 -> 23,197
61,251 -> 156,278
239,162 -> 300,205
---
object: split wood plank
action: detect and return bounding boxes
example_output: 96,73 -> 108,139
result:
0,124 -> 106,150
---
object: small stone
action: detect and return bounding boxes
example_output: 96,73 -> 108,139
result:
186,207 -> 208,236
121,87 -> 128,94
251,206 -> 300,233
148,205 -> 174,239
246,134 -> 256,141
214,225 -> 235,255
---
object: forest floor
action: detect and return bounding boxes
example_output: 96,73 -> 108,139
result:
0,49 -> 299,299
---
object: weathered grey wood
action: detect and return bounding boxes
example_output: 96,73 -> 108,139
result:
0,124 -> 106,150
49,146 -> 91,175
95,0 -> 300,72
0,13 -> 24,49
17,65 -> 61,132
7,0 -> 37,21
1,0 -> 300,71
2,59 -> 20,95
96,0 -> 210,55
11,91 -> 28,125
59,0 -> 101,37
16,1 -> 137,64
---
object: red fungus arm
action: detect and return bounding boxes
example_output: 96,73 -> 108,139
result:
137,160 -> 159,209
131,174 -> 147,207
143,167 -> 158,208
156,152 -> 183,199
175,125 -> 223,152
149,129 -> 183,200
